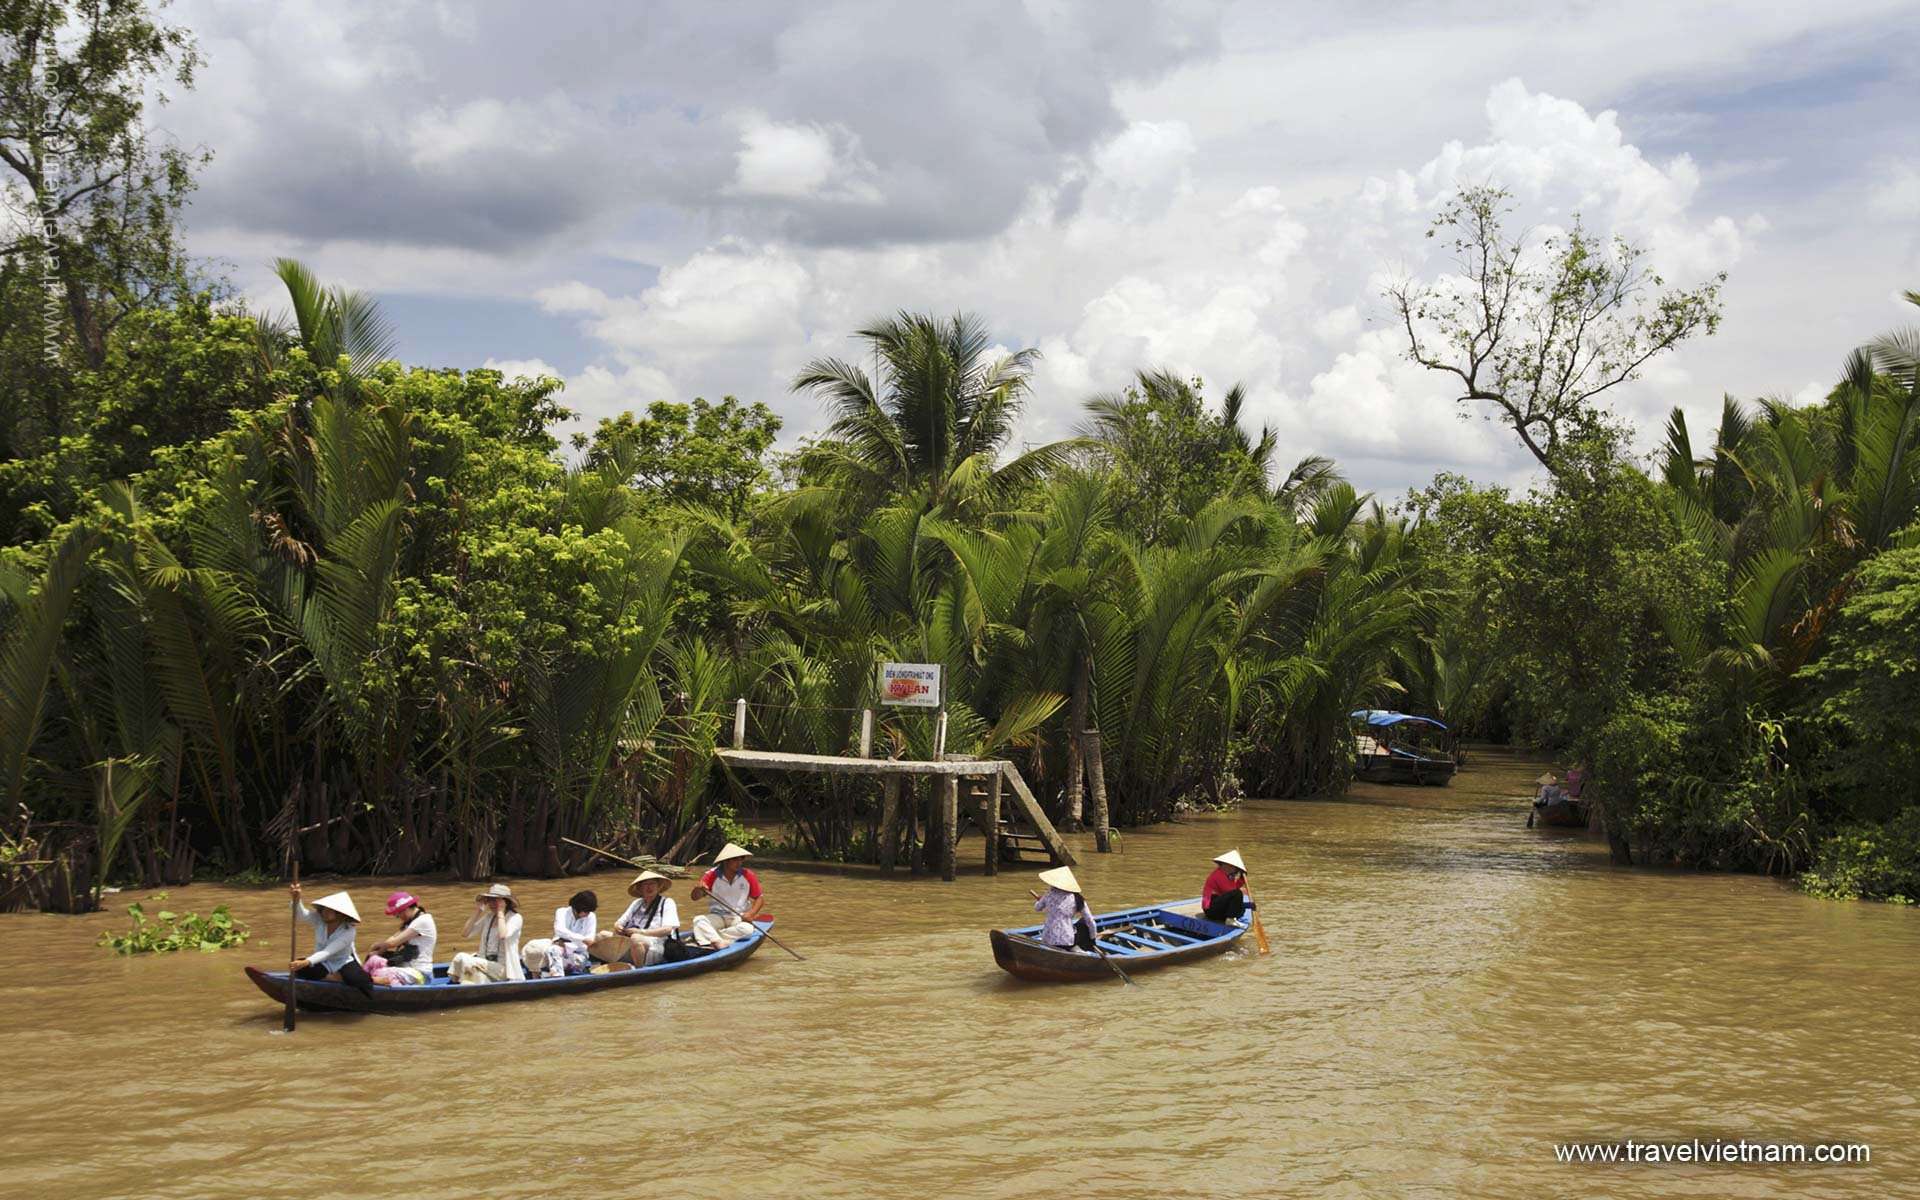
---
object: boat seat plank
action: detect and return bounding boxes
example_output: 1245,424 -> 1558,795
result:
1119,925 -> 1198,946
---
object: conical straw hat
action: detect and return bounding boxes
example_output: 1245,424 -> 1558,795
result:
712,842 -> 753,865
1037,866 -> 1081,894
627,869 -> 674,898
311,891 -> 361,923
1212,849 -> 1247,872
1535,772 -> 1558,786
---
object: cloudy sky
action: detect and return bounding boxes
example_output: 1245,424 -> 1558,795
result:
157,0 -> 1920,498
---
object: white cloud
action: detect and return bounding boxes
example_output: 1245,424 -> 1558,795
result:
528,79 -> 1758,487
724,114 -> 881,204
163,1 -> 1918,496
1869,160 -> 1920,220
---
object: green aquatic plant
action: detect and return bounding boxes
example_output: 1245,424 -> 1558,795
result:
98,901 -> 251,955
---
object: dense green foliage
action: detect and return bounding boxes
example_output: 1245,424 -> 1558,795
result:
1,0 -> 1913,902
1401,297 -> 1920,896
1,268 -> 1437,887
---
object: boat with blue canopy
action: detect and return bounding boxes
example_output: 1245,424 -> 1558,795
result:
245,920 -> 771,1013
1350,709 -> 1458,786
990,899 -> 1250,982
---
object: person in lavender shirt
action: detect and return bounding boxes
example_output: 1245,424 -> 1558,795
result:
1031,866 -> 1098,952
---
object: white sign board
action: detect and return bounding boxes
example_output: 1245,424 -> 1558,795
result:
879,662 -> 942,707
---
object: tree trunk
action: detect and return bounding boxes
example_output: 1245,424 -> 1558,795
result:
1085,727 -> 1112,853
1063,652 -> 1089,831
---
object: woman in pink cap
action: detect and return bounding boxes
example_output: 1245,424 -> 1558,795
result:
363,891 -> 438,986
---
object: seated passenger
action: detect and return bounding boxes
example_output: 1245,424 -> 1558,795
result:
1032,866 -> 1097,952
363,891 -> 437,986
288,883 -> 374,997
1201,849 -> 1250,923
448,884 -> 524,984
591,872 -> 680,968
524,890 -> 598,978
689,843 -> 763,947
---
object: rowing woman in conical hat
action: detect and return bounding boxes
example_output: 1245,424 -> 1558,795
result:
287,881 -> 376,997
1031,866 -> 1098,953
1201,849 -> 1251,923
689,842 -> 764,947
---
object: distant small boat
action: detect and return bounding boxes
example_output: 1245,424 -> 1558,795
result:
245,920 -> 771,1013
1351,709 -> 1458,786
990,899 -> 1249,983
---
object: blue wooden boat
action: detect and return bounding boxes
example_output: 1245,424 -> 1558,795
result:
1351,709 -> 1457,786
990,899 -> 1250,982
245,920 -> 771,1013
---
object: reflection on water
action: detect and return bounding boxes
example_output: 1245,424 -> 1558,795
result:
3,747 -> 1915,1199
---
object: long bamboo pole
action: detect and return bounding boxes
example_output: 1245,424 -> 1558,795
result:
559,836 -> 805,961
283,854 -> 299,1032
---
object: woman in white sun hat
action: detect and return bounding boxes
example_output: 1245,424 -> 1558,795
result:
1031,866 -> 1097,952
449,883 -> 525,984
288,882 -> 375,996
1201,849 -> 1250,922
689,842 -> 763,947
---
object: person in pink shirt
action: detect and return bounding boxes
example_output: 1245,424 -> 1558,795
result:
1201,849 -> 1249,923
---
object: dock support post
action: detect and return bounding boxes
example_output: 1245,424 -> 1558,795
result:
984,770 -> 1002,875
1085,727 -> 1112,853
934,707 -> 948,760
909,778 -> 925,876
733,698 -> 747,750
939,775 -> 958,881
859,708 -> 873,758
880,775 -> 900,873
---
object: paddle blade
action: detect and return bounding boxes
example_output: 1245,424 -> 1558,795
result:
1252,913 -> 1273,956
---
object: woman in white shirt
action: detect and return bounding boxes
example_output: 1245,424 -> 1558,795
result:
288,883 -> 375,996
590,871 -> 679,967
449,884 -> 524,984
364,891 -> 438,986
522,890 -> 598,978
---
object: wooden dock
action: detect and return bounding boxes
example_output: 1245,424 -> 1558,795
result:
713,749 -> 1075,879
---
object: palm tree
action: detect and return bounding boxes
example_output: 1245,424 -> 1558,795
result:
791,311 -> 1079,514
254,258 -> 398,398
1658,290 -> 1920,689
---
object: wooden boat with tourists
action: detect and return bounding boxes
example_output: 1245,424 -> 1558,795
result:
1529,768 -> 1592,829
1351,709 -> 1458,786
1530,797 -> 1590,828
990,899 -> 1250,983
245,919 -> 772,1013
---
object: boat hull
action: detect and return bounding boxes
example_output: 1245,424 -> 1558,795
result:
1531,800 -> 1590,828
1355,746 -> 1457,786
990,899 -> 1249,983
246,920 -> 771,1013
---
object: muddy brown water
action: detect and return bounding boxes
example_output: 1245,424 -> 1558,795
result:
2,749 -> 1915,1199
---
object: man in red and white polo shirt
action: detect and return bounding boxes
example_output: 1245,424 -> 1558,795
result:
689,842 -> 764,946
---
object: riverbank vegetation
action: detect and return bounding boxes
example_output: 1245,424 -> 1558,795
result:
2,1 -> 1914,907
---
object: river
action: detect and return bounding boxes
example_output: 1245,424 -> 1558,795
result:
2,748 -> 1914,1199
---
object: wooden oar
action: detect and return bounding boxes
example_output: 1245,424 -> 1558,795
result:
1243,881 -> 1272,956
560,836 -> 805,962
1030,889 -> 1133,987
284,853 -> 299,1032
